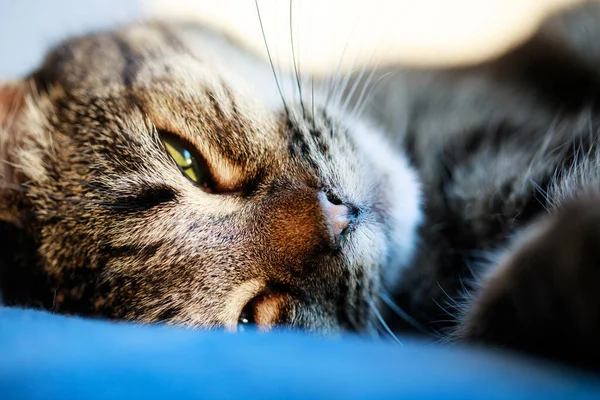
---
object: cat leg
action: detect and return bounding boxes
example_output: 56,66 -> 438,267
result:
458,199 -> 600,369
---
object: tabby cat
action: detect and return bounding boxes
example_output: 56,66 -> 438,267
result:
0,2 -> 599,369
0,22 -> 422,334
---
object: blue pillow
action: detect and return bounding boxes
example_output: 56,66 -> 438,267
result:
1,307 -> 599,399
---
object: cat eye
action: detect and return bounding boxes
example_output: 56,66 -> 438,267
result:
237,301 -> 256,332
159,131 -> 214,190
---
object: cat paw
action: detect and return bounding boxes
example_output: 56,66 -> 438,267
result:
458,199 -> 600,369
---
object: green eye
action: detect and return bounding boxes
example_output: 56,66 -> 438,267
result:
159,132 -> 212,188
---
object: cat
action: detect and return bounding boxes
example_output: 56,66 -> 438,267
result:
1,1 -> 600,370
0,22 -> 422,334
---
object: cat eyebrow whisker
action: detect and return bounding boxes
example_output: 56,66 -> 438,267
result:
331,51 -> 360,112
325,14 -> 357,108
335,17 -> 388,116
254,0 -> 290,119
289,0 -> 306,119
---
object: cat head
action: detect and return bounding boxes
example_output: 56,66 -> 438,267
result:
0,23 -> 421,333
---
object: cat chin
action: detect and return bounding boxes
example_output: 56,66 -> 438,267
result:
347,117 -> 423,287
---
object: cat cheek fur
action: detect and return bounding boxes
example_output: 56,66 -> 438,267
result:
347,117 -> 422,287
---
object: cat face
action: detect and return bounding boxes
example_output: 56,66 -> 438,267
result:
0,24 -> 421,333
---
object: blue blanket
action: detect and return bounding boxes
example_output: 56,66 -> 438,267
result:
1,307 -> 599,399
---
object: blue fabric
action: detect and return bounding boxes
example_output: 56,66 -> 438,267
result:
1,308 -> 599,399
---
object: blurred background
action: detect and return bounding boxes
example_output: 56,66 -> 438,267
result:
0,0 -> 583,79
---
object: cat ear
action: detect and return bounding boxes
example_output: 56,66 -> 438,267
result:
0,81 -> 28,225
0,81 -> 26,130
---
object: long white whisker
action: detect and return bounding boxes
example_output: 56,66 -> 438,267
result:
378,291 -> 429,334
339,48 -> 381,115
254,0 -> 289,117
311,76 -> 316,129
353,71 -> 393,118
432,298 -> 458,319
436,282 -> 462,309
368,296 -> 403,345
289,0 -> 305,117
325,12 -> 361,107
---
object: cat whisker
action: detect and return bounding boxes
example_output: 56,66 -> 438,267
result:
378,291 -> 432,336
325,13 -> 360,108
337,15 -> 389,116
436,282 -> 462,310
311,76 -> 316,130
289,0 -> 305,118
254,0 -> 289,118
432,297 -> 459,320
51,289 -> 57,311
352,71 -> 393,119
331,55 -> 360,112
367,296 -> 403,345
49,196 -> 125,209
457,274 -> 473,301
340,51 -> 381,116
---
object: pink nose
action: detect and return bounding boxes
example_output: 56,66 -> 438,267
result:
318,192 -> 351,245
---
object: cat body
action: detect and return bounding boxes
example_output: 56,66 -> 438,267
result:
367,3 -> 600,367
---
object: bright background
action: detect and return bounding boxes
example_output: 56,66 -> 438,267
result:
0,0 -> 583,79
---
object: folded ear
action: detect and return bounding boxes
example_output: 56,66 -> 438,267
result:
0,81 -> 29,225
0,81 -> 26,129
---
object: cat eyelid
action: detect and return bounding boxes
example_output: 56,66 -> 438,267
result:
157,129 -> 251,196
158,130 -> 218,193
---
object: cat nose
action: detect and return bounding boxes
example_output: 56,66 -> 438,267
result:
318,192 -> 352,245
